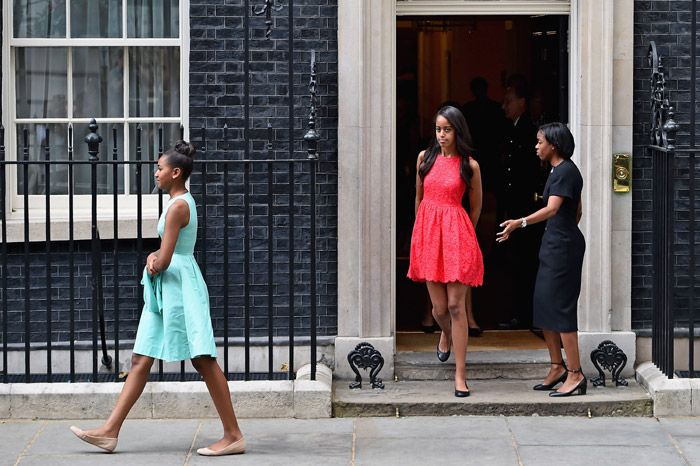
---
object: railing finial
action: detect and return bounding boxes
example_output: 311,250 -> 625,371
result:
84,118 -> 102,161
648,41 -> 679,149
304,50 -> 320,160
253,0 -> 284,39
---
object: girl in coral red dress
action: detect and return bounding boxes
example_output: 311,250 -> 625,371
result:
408,105 -> 484,397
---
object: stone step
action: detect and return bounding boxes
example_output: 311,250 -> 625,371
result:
332,379 -> 653,417
395,350 -> 552,380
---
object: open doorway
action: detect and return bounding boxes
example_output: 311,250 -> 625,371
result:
396,15 -> 569,348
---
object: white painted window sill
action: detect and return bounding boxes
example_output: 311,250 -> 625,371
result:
2,209 -> 160,243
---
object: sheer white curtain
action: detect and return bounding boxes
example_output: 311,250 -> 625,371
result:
13,0 -> 66,38
70,0 -> 121,38
15,47 -> 68,194
128,0 -> 178,38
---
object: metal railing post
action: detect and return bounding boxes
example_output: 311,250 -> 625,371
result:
86,119 -> 102,380
44,127 -> 52,382
85,119 -> 112,379
304,50 -> 320,381
0,125 -> 7,384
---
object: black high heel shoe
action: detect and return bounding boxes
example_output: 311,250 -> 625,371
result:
533,361 -> 568,391
455,381 -> 470,398
436,343 -> 451,362
468,327 -> 483,337
549,368 -> 587,397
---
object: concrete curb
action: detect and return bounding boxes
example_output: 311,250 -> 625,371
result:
0,364 -> 333,420
636,361 -> 699,416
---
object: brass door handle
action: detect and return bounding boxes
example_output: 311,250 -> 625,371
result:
534,193 -> 543,202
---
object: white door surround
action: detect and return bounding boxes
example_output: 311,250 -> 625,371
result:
335,0 -> 635,379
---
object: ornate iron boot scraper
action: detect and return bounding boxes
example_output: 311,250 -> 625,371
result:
347,342 -> 385,389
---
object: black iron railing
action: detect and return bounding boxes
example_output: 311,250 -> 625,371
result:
648,37 -> 698,378
1,1 -> 330,384
0,118 -> 321,384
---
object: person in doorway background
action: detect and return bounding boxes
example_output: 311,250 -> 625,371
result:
70,141 -> 246,455
462,77 -> 508,336
497,122 -> 587,397
408,105 -> 484,397
497,74 -> 546,330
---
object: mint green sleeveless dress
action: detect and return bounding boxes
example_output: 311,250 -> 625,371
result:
132,192 -> 218,362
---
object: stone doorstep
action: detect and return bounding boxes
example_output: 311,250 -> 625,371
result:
395,348 -> 636,381
635,361 -> 700,417
332,379 -> 653,418
395,350 -> 564,381
0,364 -> 333,420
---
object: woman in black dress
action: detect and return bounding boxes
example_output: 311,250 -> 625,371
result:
496,122 -> 586,397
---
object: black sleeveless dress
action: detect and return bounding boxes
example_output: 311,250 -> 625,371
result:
532,159 -> 585,332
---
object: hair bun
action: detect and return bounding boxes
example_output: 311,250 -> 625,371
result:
173,140 -> 196,158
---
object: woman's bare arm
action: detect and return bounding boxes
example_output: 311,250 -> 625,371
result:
468,158 -> 482,227
496,195 -> 565,242
415,151 -> 426,217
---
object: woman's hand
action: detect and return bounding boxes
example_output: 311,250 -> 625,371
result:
496,219 -> 521,243
146,252 -> 159,276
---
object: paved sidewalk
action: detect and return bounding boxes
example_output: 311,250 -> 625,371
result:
2,416 -> 699,465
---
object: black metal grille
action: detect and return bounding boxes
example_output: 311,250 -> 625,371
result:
0,120 -> 321,383
0,1 -> 329,383
649,27 -> 698,378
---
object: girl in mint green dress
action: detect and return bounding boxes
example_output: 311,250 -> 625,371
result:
132,188 -> 217,361
70,141 -> 245,457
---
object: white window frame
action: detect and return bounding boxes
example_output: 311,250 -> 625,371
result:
2,0 -> 190,241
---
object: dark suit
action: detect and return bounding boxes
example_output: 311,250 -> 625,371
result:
462,98 -> 505,193
500,116 -> 541,220
499,116 -> 547,328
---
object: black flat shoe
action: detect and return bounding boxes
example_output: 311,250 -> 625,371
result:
468,327 -> 483,337
549,369 -> 587,397
455,382 -> 470,398
533,361 -> 568,391
436,343 -> 450,362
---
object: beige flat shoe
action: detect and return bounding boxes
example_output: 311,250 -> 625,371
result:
196,437 -> 246,456
69,426 -> 117,453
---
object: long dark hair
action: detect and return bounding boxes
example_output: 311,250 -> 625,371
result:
419,106 -> 476,186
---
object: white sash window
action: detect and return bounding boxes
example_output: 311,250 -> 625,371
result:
3,0 -> 188,232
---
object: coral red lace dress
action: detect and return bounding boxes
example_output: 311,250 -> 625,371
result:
407,155 -> 484,286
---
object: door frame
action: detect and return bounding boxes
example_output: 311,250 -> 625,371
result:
394,6 -> 575,334
335,0 -> 635,379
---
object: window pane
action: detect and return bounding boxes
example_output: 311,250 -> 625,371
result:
129,123 -> 180,195
15,48 -> 68,119
13,0 -> 66,38
129,47 -> 180,117
127,0 -> 179,38
73,48 -> 124,118
16,124 -> 69,195
70,0 -> 122,38
72,123 -> 125,194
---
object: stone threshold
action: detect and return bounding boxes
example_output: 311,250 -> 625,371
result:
333,379 -> 653,417
395,349 -> 552,381
0,365 -> 332,420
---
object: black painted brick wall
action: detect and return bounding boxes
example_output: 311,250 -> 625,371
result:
0,0 -> 338,345
187,0 -> 338,338
633,0 -> 698,329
